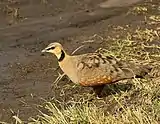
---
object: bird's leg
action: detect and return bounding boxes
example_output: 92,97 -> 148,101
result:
92,85 -> 105,97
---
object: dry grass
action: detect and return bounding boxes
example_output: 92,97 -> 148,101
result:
13,76 -> 159,124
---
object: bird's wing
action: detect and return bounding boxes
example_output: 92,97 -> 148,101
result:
76,53 -> 124,86
75,53 -> 149,86
76,53 -> 108,69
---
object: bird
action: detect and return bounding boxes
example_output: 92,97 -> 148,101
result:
41,42 -> 151,97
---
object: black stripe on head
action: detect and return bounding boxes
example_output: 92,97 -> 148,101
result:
58,50 -> 65,62
46,46 -> 55,51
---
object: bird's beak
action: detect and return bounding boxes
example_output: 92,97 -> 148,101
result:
41,49 -> 48,56
41,49 -> 47,53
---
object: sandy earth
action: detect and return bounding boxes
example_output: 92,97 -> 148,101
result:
0,0 -> 159,122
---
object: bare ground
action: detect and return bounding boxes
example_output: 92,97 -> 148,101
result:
0,0 -> 159,123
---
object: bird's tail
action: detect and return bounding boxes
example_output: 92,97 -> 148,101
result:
136,62 -> 160,78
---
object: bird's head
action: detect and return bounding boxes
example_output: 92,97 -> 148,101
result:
41,42 -> 66,62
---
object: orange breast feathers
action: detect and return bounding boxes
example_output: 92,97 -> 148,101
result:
79,75 -> 113,86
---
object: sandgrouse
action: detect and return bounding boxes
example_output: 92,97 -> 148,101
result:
41,42 -> 151,96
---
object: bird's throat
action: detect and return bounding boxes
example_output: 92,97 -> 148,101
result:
58,50 -> 65,62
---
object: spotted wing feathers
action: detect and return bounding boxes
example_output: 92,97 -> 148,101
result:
76,53 -> 149,86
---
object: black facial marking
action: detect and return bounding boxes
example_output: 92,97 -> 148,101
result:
58,50 -> 65,62
46,46 -> 55,51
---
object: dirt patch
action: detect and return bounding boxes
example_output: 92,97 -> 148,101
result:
0,0 -> 159,122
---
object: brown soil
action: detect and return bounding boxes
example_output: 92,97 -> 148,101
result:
0,0 -> 159,122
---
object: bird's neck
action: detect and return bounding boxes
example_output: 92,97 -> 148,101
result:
58,50 -> 65,62
57,50 -> 70,62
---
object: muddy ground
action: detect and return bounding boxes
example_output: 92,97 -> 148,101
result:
0,0 -> 159,122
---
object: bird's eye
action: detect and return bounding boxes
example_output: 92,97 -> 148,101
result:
46,46 -> 55,50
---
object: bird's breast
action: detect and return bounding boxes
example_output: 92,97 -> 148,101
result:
59,58 -> 79,84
